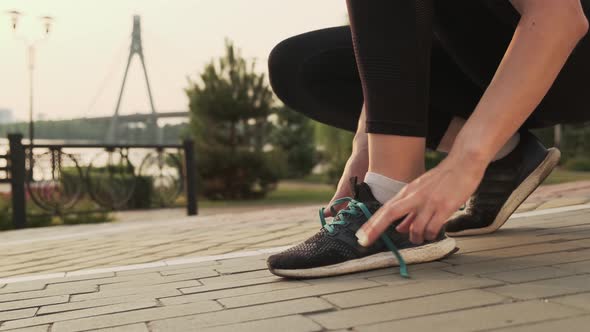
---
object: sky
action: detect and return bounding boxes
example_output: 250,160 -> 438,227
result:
0,0 -> 346,122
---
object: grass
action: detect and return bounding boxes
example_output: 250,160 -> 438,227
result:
544,167 -> 590,185
199,180 -> 334,208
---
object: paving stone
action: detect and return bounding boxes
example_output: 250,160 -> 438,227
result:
157,265 -> 220,277
213,260 -> 269,274
554,259 -> 590,273
196,315 -> 322,332
481,266 -> 575,283
321,276 -> 502,308
71,280 -> 201,301
149,298 -> 333,331
0,325 -> 49,332
354,300 -> 583,332
0,286 -> 95,303
515,202 -> 541,212
53,295 -> 313,332
0,295 -> 69,312
219,280 -> 380,308
99,272 -> 210,290
0,283 -> 47,295
180,276 -> 282,295
89,323 -> 149,332
160,280 -> 308,305
487,275 -> 590,300
45,273 -> 165,291
537,197 -> 590,210
443,248 -> 590,276
309,289 -> 506,329
38,290 -> 181,315
0,308 -> 37,321
445,241 -> 584,265
198,270 -> 275,285
364,268 -> 458,285
551,293 -> 590,311
491,314 -> 590,332
0,301 -> 157,330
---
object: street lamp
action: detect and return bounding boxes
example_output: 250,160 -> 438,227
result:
5,10 -> 53,145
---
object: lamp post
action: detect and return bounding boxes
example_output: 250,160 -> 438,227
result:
6,10 -> 53,145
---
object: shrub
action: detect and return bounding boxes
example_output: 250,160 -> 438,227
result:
564,157 -> 590,172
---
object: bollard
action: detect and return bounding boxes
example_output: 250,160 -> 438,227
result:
183,139 -> 197,216
8,134 -> 27,229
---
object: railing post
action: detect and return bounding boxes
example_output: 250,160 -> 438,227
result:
8,134 -> 27,229
183,139 -> 197,216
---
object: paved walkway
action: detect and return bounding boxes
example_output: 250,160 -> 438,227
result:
0,182 -> 590,331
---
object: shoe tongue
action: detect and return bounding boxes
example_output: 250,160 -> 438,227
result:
349,177 -> 378,203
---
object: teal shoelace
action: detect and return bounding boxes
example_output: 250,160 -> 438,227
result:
319,197 -> 409,278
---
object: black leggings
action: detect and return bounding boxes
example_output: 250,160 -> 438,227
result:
268,0 -> 590,149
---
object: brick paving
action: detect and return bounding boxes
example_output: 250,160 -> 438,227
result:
0,182 -> 589,330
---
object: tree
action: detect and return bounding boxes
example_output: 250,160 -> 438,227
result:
314,122 -> 354,185
270,106 -> 317,178
186,39 -> 277,199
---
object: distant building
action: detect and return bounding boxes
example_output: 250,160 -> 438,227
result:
0,109 -> 14,124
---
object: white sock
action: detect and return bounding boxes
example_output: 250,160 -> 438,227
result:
364,172 -> 406,204
493,133 -> 520,161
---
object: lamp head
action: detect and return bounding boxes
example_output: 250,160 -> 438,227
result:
40,16 -> 53,35
6,10 -> 22,31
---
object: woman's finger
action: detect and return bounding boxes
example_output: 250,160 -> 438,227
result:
408,207 -> 435,244
424,204 -> 456,241
395,211 -> 415,233
356,196 -> 414,246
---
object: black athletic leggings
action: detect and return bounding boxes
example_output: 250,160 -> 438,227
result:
268,0 -> 590,149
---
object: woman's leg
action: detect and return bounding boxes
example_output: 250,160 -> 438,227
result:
268,26 -> 363,134
268,26 -> 474,151
346,0 -> 434,183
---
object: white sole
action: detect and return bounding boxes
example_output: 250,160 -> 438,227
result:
447,148 -> 561,237
269,237 -> 456,278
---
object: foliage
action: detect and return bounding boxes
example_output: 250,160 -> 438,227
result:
425,151 -> 445,170
270,106 -> 317,178
187,39 -> 278,199
532,124 -> 590,167
313,122 -> 355,185
0,196 -> 111,231
564,157 -> 590,172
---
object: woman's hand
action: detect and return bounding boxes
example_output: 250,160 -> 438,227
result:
356,153 -> 487,245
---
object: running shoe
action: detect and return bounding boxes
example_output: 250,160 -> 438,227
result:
446,131 -> 561,236
267,177 -> 457,279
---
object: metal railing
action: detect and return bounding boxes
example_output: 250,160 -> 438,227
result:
2,133 -> 197,229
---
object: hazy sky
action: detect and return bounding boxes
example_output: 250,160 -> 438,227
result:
0,0 -> 346,121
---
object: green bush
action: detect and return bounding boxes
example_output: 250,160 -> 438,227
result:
425,151 -> 445,170
82,165 -> 155,209
125,175 -> 154,209
0,196 -> 111,231
564,157 -> 590,172
199,148 -> 278,200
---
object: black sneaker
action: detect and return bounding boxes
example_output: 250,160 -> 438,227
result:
267,177 -> 457,279
446,131 -> 561,236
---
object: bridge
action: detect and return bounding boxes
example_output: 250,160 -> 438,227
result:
87,111 -> 189,122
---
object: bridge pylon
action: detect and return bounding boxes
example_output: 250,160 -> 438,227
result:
106,15 -> 162,144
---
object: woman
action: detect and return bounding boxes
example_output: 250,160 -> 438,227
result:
266,0 -> 590,278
